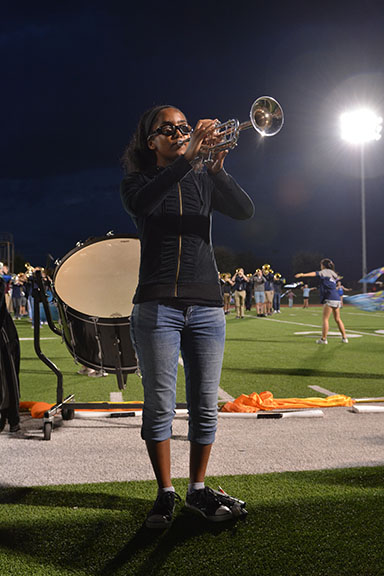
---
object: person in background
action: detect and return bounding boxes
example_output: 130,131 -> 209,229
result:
120,104 -> 253,528
18,273 -> 28,317
245,273 -> 254,312
11,275 -> 24,320
286,289 -> 296,308
231,268 -> 249,319
336,279 -> 351,307
301,283 -> 317,308
0,265 -> 13,314
262,264 -> 274,316
77,364 -> 108,378
220,273 -> 233,315
252,268 -> 266,317
295,258 -> 348,344
272,273 -> 285,313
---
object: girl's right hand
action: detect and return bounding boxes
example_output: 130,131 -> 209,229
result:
184,119 -> 219,163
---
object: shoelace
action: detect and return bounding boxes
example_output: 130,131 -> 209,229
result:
192,487 -> 232,509
153,491 -> 181,512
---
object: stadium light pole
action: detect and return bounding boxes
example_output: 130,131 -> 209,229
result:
340,109 -> 382,292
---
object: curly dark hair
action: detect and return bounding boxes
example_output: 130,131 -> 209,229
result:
121,104 -> 176,174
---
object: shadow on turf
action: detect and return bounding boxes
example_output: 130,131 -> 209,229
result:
306,466 -> 384,490
99,510 -> 245,576
1,481 -> 382,576
0,486 -> 137,509
0,486 -> 246,576
230,366 -> 384,380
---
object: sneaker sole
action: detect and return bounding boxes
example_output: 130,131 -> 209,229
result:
145,518 -> 172,529
184,502 -> 234,522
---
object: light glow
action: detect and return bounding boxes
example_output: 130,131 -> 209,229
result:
340,109 -> 383,144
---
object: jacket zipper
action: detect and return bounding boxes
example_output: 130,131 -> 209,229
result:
174,182 -> 182,296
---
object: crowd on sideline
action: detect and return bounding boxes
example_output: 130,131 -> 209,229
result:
220,263 -> 323,318
0,263 -> 51,324
0,261 -> 351,325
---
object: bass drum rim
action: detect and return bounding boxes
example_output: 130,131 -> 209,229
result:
52,234 -> 139,373
52,234 -> 140,320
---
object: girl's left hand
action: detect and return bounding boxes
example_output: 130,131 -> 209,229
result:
206,149 -> 229,174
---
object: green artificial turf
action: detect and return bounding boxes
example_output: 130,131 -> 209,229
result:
221,306 -> 384,400
17,305 -> 384,406
4,308 -> 384,575
1,467 -> 383,576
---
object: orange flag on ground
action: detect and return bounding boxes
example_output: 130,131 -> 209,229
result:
19,401 -> 54,419
221,391 -> 354,413
19,400 -> 144,418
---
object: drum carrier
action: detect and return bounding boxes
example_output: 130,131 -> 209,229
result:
32,233 -> 146,439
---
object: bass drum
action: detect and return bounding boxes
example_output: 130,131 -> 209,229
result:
52,235 -> 140,374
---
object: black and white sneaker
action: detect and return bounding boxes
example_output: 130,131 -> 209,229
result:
145,491 -> 181,529
185,486 -> 247,522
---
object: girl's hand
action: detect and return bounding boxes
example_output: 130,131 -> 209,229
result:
295,273 -> 302,278
206,149 -> 229,174
184,119 -> 218,163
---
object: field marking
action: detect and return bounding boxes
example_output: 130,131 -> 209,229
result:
294,331 -> 362,338
256,316 -> 384,338
217,388 -> 235,402
308,385 -> 338,396
19,337 -> 58,341
343,310 -> 384,319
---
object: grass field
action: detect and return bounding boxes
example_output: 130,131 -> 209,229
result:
0,468 -> 383,576
17,303 -> 384,404
2,304 -> 384,575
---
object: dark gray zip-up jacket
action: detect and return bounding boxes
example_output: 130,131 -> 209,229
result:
120,155 -> 254,305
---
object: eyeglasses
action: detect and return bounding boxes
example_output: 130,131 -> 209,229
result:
148,122 -> 193,139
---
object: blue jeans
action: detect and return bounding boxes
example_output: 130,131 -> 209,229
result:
130,302 -> 225,444
254,291 -> 265,304
273,292 -> 281,311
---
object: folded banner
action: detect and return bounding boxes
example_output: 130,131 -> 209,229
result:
345,291 -> 384,312
359,267 -> 384,283
221,391 -> 354,413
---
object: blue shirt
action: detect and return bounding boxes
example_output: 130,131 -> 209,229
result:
316,269 -> 340,303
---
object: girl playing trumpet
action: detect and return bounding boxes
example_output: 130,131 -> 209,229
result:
121,104 -> 254,528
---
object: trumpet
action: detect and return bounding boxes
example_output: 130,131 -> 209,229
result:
201,96 -> 284,163
24,262 -> 41,278
25,262 -> 34,277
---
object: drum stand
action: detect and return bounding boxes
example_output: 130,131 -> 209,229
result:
31,269 -> 147,440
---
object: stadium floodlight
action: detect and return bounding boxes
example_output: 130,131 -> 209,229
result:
340,109 -> 382,292
340,109 -> 383,144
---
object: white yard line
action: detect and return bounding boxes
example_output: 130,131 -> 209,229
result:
343,310 -> 384,319
308,385 -> 338,396
19,337 -> 59,341
217,388 -> 235,402
110,392 -> 124,402
255,316 -> 384,338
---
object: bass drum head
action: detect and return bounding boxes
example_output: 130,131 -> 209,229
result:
53,236 -> 140,318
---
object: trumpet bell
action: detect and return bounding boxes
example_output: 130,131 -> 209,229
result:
250,96 -> 284,137
200,95 -> 284,163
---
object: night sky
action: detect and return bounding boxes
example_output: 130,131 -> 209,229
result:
2,0 -> 384,282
